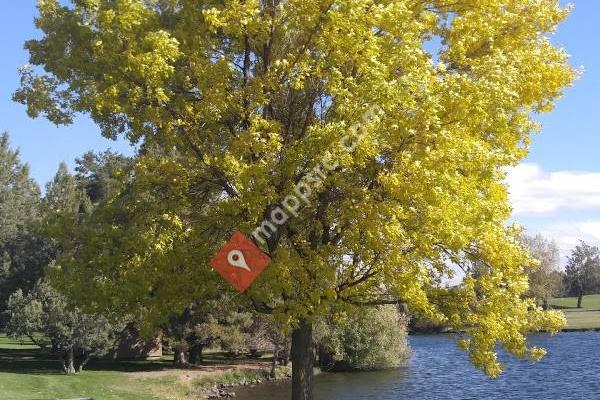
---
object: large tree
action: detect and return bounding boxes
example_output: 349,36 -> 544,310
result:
16,1 -> 575,398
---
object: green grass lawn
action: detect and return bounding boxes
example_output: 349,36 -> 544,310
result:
0,333 -> 165,400
550,294 -> 600,309
549,295 -> 600,330
0,333 -> 278,400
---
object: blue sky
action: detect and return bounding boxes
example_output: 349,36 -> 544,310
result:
505,1 -> 600,259
0,1 -> 135,190
1,1 -> 599,260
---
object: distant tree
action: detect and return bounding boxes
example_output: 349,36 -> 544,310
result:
521,234 -> 563,309
315,305 -> 409,371
165,298 -> 256,367
0,235 -> 54,319
190,310 -> 285,365
565,242 -> 600,308
243,314 -> 286,359
47,153 -> 225,354
74,150 -> 132,204
0,162 -> 89,324
44,162 -> 90,216
164,306 -> 199,368
0,132 -> 50,319
218,312 -> 254,358
4,281 -> 115,374
0,132 -> 40,240
41,162 -> 92,249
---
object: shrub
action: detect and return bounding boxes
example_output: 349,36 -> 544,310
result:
315,305 -> 410,371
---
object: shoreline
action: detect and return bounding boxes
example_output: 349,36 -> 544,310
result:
127,363 -> 292,399
201,366 -> 291,399
410,327 -> 600,335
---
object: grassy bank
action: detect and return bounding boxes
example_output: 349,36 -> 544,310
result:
0,333 -> 286,400
550,295 -> 600,330
0,333 -> 158,400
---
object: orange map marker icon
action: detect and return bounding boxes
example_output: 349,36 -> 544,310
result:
210,231 -> 271,293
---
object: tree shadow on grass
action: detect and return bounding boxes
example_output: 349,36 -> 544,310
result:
0,346 -> 271,376
85,359 -> 171,373
0,346 -> 171,375
0,347 -> 64,375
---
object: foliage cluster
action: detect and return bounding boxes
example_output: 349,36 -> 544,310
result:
315,305 -> 409,371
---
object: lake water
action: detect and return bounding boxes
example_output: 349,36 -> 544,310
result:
235,332 -> 600,399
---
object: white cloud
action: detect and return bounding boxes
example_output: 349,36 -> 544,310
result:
507,163 -> 600,215
507,163 -> 600,263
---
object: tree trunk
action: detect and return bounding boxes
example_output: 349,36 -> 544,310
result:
277,338 -> 290,366
173,348 -> 188,367
270,343 -> 279,379
281,344 -> 290,366
291,320 -> 313,400
317,343 -> 335,372
577,293 -> 583,308
63,348 -> 76,374
77,355 -> 91,373
188,343 -> 203,365
543,298 -> 548,310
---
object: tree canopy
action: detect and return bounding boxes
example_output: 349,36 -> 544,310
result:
15,1 -> 576,396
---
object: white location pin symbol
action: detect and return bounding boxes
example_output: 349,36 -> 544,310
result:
227,250 -> 251,272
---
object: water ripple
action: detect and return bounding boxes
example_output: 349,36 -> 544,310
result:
235,332 -> 600,400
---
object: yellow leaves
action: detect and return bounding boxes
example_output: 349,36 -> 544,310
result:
202,0 -> 262,37
23,0 -> 577,379
143,30 -> 181,60
38,0 -> 59,16
202,8 -> 225,32
442,1 -> 576,118
450,262 -> 566,376
527,308 -> 566,335
528,346 -> 547,361
458,338 -> 470,351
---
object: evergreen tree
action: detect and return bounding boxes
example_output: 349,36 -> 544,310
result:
44,162 -> 86,216
74,150 -> 132,204
0,132 -> 50,318
0,132 -> 40,241
41,162 -> 92,259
